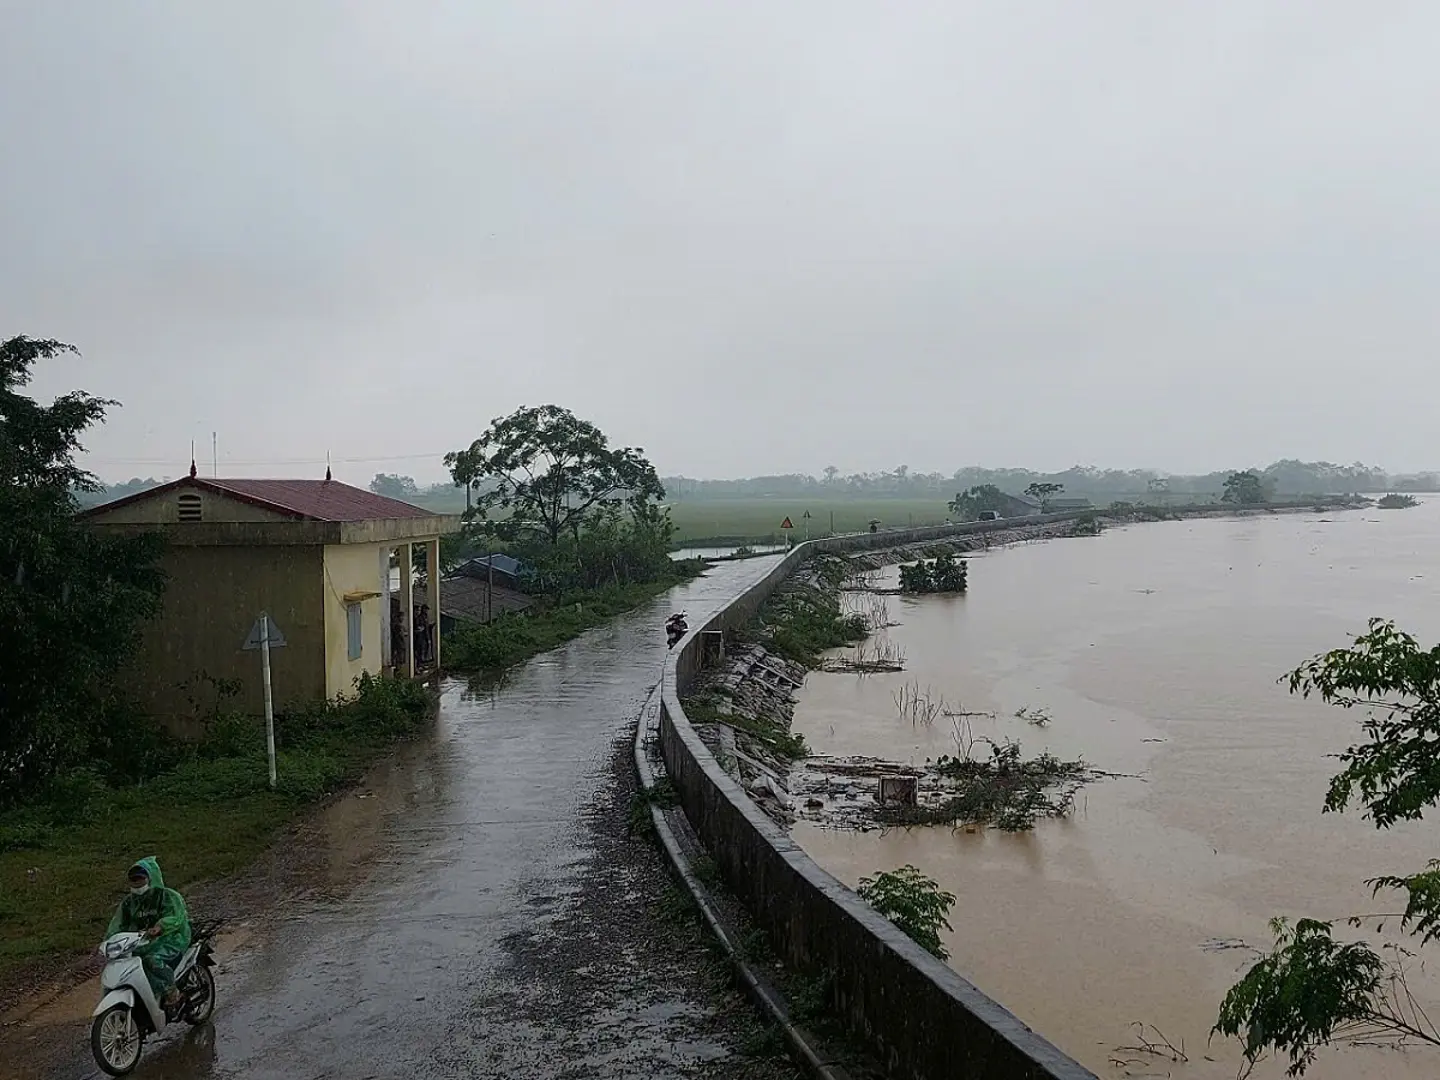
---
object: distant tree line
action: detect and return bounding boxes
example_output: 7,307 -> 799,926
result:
83,459 -> 1439,510
661,460 -> 1436,501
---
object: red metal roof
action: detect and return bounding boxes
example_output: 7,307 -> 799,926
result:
201,479 -> 439,522
81,476 -> 442,522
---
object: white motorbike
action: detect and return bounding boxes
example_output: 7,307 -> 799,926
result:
90,920 -> 218,1076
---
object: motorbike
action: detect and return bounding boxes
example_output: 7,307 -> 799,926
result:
665,612 -> 688,648
91,919 -> 219,1076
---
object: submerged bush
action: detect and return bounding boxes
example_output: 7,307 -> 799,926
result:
898,552 -> 968,594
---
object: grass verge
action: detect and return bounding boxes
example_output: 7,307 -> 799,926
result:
0,675 -> 432,989
444,567 -> 702,676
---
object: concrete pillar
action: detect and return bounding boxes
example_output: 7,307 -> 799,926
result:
399,542 -> 415,678
380,545 -> 392,673
426,536 -> 441,670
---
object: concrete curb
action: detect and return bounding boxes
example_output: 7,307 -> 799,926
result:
632,680 -> 852,1080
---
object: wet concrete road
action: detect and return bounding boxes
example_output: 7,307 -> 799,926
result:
27,557 -> 791,1080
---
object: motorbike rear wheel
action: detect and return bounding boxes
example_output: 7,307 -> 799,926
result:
92,1003 -> 144,1076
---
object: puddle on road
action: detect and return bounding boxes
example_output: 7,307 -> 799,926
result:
6,731 -> 447,1077
793,518 -> 1440,1080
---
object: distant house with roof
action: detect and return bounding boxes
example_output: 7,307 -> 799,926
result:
1008,494 -> 1094,514
80,470 -> 460,726
414,553 -> 533,635
453,554 -> 525,591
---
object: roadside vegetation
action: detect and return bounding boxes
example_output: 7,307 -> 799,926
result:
441,405 -> 701,678
1214,619 -> 1440,1077
0,664 -> 433,984
746,554 -> 869,669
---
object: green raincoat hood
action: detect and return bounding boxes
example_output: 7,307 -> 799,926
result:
109,855 -> 190,958
130,856 -> 165,891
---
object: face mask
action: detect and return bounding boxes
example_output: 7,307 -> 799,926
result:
129,884 -> 149,895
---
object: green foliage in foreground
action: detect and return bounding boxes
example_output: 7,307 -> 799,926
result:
0,675 -> 431,980
856,865 -> 956,960
1,335 -> 168,808
1216,918 -> 1391,1078
1215,618 -> 1440,1075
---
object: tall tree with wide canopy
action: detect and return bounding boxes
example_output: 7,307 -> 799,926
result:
0,336 -> 166,805
444,405 -> 666,545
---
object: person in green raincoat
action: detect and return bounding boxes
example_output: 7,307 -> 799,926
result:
106,857 -> 191,1006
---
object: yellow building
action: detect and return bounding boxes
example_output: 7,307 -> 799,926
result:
81,472 -> 460,726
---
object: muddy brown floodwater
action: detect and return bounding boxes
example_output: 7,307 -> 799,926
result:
793,502 -> 1440,1080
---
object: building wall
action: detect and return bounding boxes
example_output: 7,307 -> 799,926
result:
321,542 -> 390,699
84,488 -> 291,524
120,544 -> 326,730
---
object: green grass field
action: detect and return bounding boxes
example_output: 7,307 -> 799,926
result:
665,498 -> 952,545
405,491 -> 957,547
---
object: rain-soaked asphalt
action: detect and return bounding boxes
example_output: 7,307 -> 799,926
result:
21,556 -> 795,1080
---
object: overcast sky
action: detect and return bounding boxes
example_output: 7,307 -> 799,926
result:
3,2 -> 1437,485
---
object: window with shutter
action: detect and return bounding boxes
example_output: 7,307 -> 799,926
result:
346,602 -> 363,660
177,492 -> 203,522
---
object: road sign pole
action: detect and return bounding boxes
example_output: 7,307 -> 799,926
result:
261,613 -> 277,789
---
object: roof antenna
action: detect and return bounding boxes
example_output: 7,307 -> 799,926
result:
325,451 -> 332,482
189,440 -> 197,479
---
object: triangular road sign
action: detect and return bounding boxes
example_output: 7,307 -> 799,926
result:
242,615 -> 286,650
780,517 -> 794,530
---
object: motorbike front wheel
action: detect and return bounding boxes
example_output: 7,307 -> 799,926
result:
92,1003 -> 144,1076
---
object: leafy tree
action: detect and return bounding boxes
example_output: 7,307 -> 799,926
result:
1024,481 -> 1064,513
369,473 -> 419,498
857,865 -> 957,959
823,465 -> 840,484
445,405 -> 666,546
1222,470 -> 1268,505
0,336 -> 166,806
1214,619 -> 1440,1075
949,484 -> 1008,520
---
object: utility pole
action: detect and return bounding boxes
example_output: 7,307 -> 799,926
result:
260,614 -> 276,789
212,432 -> 218,477
243,613 -> 285,788
487,554 -> 494,623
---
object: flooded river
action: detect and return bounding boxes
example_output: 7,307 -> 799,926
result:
792,503 -> 1440,1080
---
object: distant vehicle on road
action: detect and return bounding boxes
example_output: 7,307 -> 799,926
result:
977,510 -> 1001,521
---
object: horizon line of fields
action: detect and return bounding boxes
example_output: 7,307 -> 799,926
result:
405,492 -> 1228,545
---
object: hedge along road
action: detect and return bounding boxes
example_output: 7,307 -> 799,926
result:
17,556 -> 792,1080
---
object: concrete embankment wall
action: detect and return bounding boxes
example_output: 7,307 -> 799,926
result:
660,515 -> 1100,1080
